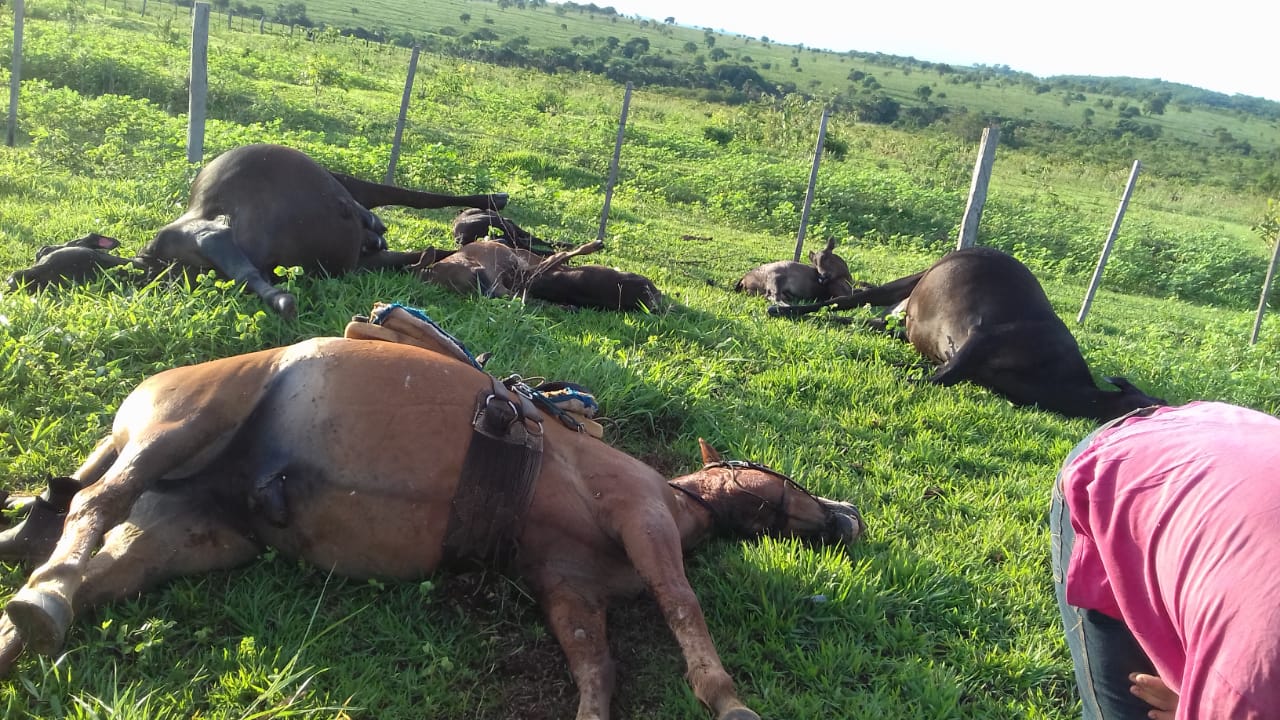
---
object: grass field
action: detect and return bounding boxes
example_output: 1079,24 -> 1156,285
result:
1,4 -> 1280,719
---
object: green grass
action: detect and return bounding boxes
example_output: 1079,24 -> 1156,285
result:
1,5 -> 1280,719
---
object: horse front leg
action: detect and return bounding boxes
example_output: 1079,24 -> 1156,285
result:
617,512 -> 759,720
533,575 -> 616,720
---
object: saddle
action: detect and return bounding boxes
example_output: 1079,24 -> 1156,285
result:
343,303 -> 603,437
343,302 -> 603,566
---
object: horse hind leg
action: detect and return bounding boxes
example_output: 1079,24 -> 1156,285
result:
0,435 -> 117,565
6,410 -> 254,653
74,487 -> 260,612
0,486 -> 259,676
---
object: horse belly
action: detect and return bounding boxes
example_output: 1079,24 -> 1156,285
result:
254,482 -> 454,579
241,343 -> 481,578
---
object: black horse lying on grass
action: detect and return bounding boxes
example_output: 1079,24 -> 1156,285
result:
769,246 -> 1166,422
6,144 -> 507,319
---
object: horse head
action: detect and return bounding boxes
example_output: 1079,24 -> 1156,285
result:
669,439 -> 865,547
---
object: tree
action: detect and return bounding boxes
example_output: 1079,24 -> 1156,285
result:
683,41 -> 698,53
855,94 -> 900,124
1143,92 -> 1171,116
709,47 -> 728,61
704,32 -> 715,49
915,84 -> 932,101
664,16 -> 674,23
273,1 -> 311,27
622,36 -> 649,58
459,12 -> 470,23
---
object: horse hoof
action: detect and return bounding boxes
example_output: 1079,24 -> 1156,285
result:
5,588 -> 72,656
270,292 -> 298,321
718,709 -> 761,720
0,617 -> 25,677
0,498 -> 68,565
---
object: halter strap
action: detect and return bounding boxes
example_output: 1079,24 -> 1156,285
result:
672,460 -> 810,535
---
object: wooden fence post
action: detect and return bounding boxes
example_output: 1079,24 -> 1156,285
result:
792,106 -> 830,262
6,0 -> 22,148
141,0 -> 147,16
1250,232 -> 1280,344
956,125 -> 999,249
596,82 -> 632,243
385,45 -> 419,185
1077,160 -> 1141,324
187,2 -> 210,163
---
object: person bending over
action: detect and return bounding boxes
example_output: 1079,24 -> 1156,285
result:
1051,401 -> 1280,719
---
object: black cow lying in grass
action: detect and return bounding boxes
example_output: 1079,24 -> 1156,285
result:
6,144 -> 508,319
735,238 -> 856,305
769,246 -> 1166,422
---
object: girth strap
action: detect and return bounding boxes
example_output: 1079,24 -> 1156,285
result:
442,377 -> 544,568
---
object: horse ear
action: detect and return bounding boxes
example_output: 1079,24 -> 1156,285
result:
698,438 -> 722,465
94,234 -> 120,250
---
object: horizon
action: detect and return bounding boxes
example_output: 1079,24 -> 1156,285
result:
587,0 -> 1279,103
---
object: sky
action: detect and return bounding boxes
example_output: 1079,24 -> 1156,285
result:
597,0 -> 1279,102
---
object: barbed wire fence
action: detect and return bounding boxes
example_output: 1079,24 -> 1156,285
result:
5,0 -> 1275,341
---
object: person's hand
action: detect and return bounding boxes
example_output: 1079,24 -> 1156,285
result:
1130,673 -> 1179,720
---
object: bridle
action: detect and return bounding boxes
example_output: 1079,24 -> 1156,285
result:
669,459 -> 826,536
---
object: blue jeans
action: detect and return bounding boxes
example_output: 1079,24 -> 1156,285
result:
1051,432 -> 1156,719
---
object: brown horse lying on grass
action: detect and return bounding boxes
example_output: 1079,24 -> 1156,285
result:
415,239 -> 664,311
0,331 -> 863,720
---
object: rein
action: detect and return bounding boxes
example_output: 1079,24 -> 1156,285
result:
670,460 -> 822,535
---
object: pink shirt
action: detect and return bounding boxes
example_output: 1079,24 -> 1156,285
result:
1062,401 -> 1280,718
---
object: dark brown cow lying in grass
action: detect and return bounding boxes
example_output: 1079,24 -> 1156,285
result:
735,238 -> 855,305
0,331 -> 863,720
769,246 -> 1166,422
417,240 -> 663,311
5,144 -> 507,319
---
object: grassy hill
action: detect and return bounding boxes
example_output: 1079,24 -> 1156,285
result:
262,0 -> 1280,192
1,3 -> 1280,719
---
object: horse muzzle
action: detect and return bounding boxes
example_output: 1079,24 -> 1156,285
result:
826,501 -> 866,546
